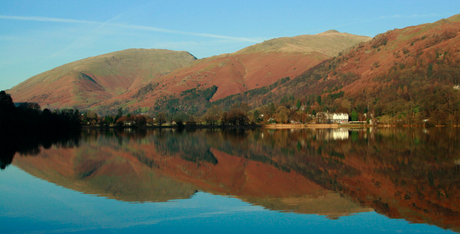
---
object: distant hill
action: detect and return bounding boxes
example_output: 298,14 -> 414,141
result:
234,30 -> 367,56
8,49 -> 196,109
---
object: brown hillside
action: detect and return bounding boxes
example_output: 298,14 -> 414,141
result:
336,15 -> 460,96
276,14 -> 460,100
8,49 -> 196,109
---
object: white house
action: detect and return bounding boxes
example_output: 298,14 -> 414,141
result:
330,113 -> 349,123
316,112 -> 349,124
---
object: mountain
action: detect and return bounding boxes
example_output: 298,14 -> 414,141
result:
117,31 -> 370,110
8,49 -> 196,109
7,31 -> 370,112
9,14 -> 460,122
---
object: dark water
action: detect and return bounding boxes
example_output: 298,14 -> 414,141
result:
1,128 -> 460,233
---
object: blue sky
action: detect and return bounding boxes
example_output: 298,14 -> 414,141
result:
1,0 -> 459,91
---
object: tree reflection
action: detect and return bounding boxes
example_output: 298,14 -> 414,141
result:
0,131 -> 81,169
5,127 -> 460,231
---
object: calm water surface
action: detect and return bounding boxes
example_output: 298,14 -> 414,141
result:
1,128 -> 459,233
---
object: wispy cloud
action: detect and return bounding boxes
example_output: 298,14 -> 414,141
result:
113,23 -> 260,42
407,13 -> 440,18
0,15 -> 95,24
379,15 -> 401,19
379,13 -> 439,19
16,205 -> 264,234
0,15 -> 260,43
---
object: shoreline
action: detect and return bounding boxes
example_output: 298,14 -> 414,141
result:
81,124 -> 263,130
79,123 -> 459,130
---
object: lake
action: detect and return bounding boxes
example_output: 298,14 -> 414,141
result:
1,128 -> 459,233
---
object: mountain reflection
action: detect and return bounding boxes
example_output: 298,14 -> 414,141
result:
6,128 -> 460,231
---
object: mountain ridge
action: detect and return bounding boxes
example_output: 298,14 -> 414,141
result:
7,30 -> 371,112
108,30 -> 371,111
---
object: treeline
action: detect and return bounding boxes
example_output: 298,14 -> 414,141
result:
152,85 -> 218,116
0,129 -> 81,169
0,91 -> 81,132
0,91 -> 81,169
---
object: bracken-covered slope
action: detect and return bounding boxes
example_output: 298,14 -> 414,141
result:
231,14 -> 460,122
287,14 -> 460,96
8,49 -> 196,109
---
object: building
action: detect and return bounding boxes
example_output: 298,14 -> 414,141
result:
316,112 -> 349,124
330,113 -> 349,123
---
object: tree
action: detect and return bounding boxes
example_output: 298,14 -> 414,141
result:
134,115 -> 147,126
0,91 -> 14,111
273,106 -> 288,123
115,107 -> 123,121
351,110 -> 358,121
269,103 -> 276,116
186,115 -> 197,126
104,116 -> 114,125
204,105 -> 221,125
317,95 -> 322,105
156,112 -> 167,127
173,116 -> 184,128
227,105 -> 249,125
335,106 -> 348,113
221,112 -> 228,126
296,99 -> 301,109
252,110 -> 261,123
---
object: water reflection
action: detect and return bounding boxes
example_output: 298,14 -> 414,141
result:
4,127 -> 460,232
0,131 -> 81,169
